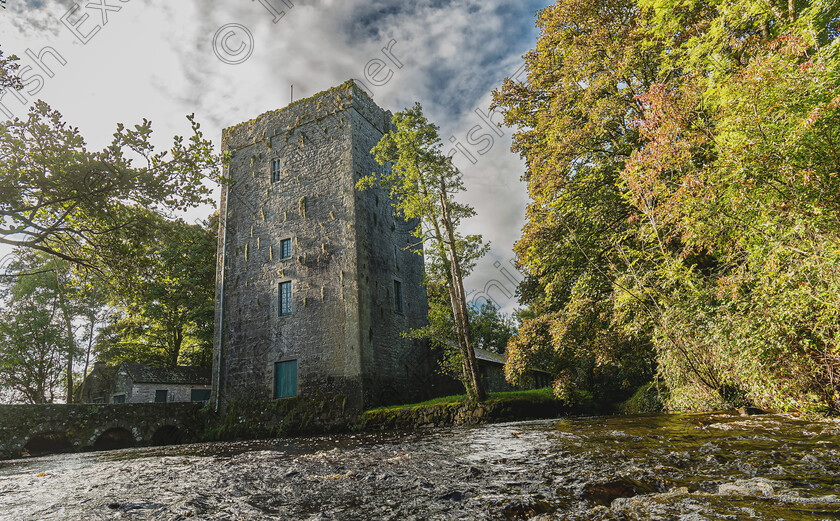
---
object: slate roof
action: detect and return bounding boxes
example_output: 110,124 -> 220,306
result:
120,363 -> 211,385
433,339 -> 548,373
473,347 -> 506,365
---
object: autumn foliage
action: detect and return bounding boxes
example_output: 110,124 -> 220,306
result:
496,0 -> 840,413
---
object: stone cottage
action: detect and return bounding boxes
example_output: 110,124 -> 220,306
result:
112,363 -> 211,404
80,362 -> 211,404
211,81 -> 434,411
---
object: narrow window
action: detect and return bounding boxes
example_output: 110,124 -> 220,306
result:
279,281 -> 292,316
393,244 -> 399,270
271,158 -> 283,182
280,238 -> 292,259
274,360 -> 298,398
154,390 -> 168,403
393,279 -> 403,314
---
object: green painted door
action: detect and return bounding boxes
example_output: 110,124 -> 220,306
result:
274,360 -> 297,398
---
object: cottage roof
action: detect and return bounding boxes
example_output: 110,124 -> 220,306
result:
120,363 -> 211,385
473,347 -> 506,365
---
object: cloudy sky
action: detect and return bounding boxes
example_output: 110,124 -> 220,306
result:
0,0 -> 548,314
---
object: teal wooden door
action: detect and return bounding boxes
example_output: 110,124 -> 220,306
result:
274,360 -> 297,398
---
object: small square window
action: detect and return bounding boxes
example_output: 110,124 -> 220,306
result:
279,281 -> 292,316
154,390 -> 168,403
112,394 -> 125,404
271,158 -> 283,182
280,238 -> 292,259
393,279 -> 403,314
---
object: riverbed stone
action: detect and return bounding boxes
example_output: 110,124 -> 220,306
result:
582,476 -> 659,506
717,478 -> 775,496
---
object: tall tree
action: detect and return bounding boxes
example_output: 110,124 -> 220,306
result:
0,99 -> 217,268
470,301 -> 517,355
0,251 -> 71,403
0,250 -> 108,403
618,0 -> 840,411
1,46 -> 217,272
95,212 -> 216,368
359,103 -> 489,401
496,0 -> 840,412
0,46 -> 21,90
492,0 -> 660,401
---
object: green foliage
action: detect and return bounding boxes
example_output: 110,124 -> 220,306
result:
619,0 -> 840,413
617,381 -> 667,414
359,103 -> 489,400
406,286 -> 516,384
95,211 -> 216,368
365,387 -> 559,413
0,47 -> 218,392
0,100 -> 217,268
470,301 -> 517,354
0,250 -> 110,404
497,0 -> 840,414
0,252 -> 74,402
0,46 -> 21,91
492,0 -> 659,404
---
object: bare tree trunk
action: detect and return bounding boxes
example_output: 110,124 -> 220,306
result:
171,326 -> 183,367
447,284 -> 476,397
439,185 -> 486,401
52,258 -> 76,404
77,316 -> 96,402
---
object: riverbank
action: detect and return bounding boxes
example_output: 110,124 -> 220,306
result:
201,388 -> 597,443
362,388 -> 600,431
0,389 -> 602,460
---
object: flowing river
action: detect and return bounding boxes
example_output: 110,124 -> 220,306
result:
1,412 -> 839,520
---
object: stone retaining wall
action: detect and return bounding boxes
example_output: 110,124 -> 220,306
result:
0,403 -> 204,460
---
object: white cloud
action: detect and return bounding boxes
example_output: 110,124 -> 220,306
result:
0,0 -> 546,313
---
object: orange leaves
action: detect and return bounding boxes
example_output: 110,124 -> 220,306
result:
802,93 -> 840,129
621,81 -> 706,230
768,32 -> 810,57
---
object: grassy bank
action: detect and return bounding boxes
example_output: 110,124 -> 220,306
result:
362,387 -> 600,430
366,387 -> 559,413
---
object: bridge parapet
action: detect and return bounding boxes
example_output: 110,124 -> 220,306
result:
0,402 -> 205,460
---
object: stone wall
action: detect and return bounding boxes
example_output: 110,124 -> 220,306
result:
0,403 -> 204,460
212,81 -> 431,412
349,87 -> 432,407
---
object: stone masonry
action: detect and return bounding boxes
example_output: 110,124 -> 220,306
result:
211,81 -> 433,411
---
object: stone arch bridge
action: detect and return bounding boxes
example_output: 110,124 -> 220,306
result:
0,403 -> 204,460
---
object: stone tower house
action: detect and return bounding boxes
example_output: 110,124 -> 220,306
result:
211,81 -> 431,410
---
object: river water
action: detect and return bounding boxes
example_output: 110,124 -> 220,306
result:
1,412 -> 839,520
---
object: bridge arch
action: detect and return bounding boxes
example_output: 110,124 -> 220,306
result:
0,403 -> 203,460
151,425 -> 184,446
21,431 -> 74,457
92,427 -> 135,451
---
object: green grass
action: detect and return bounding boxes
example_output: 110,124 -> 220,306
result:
365,387 -> 557,413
